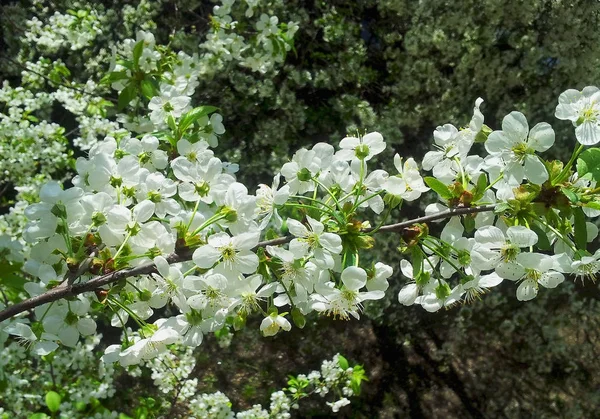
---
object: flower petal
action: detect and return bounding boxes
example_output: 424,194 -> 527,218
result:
341,266 -> 367,290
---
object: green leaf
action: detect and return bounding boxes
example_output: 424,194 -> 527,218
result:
573,207 -> 588,250
291,307 -> 306,329
410,246 -> 423,280
132,40 -> 145,70
561,187 -> 579,203
100,70 -> 129,86
167,115 -> 177,132
178,106 -> 218,134
117,82 -> 137,111
350,365 -> 367,395
28,414 -> 49,419
494,202 -> 511,214
584,201 -> 600,210
140,79 -> 158,99
75,401 -> 87,412
0,260 -> 22,275
233,314 -> 246,331
45,391 -> 61,413
530,223 -> 551,251
424,177 -> 453,200
472,173 -> 488,202
463,215 -> 475,233
1,270 -> 25,291
337,355 -> 349,370
271,37 -> 281,56
577,148 -> 600,181
265,228 -> 279,241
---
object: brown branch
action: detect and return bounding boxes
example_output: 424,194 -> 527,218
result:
367,204 -> 496,233
0,205 -> 495,323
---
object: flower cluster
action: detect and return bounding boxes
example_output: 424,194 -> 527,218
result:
4,26 -> 600,366
0,334 -> 118,418
0,81 -> 70,193
0,326 -> 362,417
24,9 -> 105,53
397,89 -> 600,309
3,11 -> 600,416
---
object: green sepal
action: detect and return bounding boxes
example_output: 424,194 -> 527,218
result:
233,314 -> 246,331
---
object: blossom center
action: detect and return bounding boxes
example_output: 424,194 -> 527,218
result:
511,142 -> 533,162
92,211 -> 106,226
221,245 -> 236,263
194,181 -> 210,197
500,244 -> 519,262
163,102 -> 174,112
524,268 -> 541,282
147,190 -> 162,203
354,144 -> 370,160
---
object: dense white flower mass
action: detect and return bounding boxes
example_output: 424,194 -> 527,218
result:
3,43 -> 598,361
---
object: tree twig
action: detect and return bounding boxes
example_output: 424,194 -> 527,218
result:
0,56 -> 117,104
0,205 -> 496,322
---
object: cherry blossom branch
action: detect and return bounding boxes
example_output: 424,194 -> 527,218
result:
367,204 -> 496,233
0,204 -> 495,322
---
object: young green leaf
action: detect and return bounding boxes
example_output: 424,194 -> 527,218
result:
167,114 -> 177,132
178,106 -> 218,134
463,214 -> 475,233
530,223 -> 551,251
45,391 -> 61,413
472,173 -> 488,202
577,148 -> 600,181
117,82 -> 137,111
337,355 -> 349,370
424,177 -> 453,200
410,246 -> 424,279
291,307 -> 306,329
140,78 -> 158,99
132,40 -> 145,70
